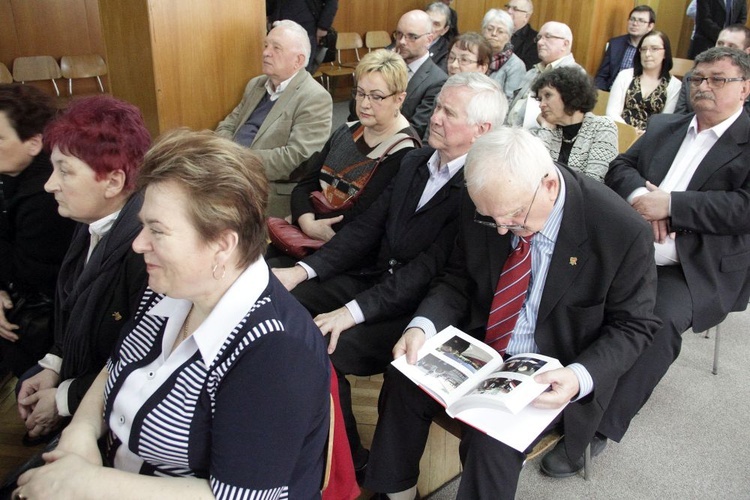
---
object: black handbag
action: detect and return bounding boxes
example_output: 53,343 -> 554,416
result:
1,290 -> 54,377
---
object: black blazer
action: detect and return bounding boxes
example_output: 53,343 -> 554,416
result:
511,23 -> 540,71
415,166 -> 660,459
429,35 -> 450,74
594,35 -> 631,91
606,112 -> 750,331
303,147 -> 463,322
691,0 -> 748,56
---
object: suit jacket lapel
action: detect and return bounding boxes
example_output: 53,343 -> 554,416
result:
648,115 -> 693,184
536,168 -> 590,326
688,112 -> 750,190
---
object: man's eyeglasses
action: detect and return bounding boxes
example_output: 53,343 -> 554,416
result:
628,17 -> 651,25
534,33 -> 566,43
352,89 -> 397,104
447,54 -> 479,66
686,75 -> 746,89
393,31 -> 429,42
504,4 -> 529,14
473,174 -> 548,231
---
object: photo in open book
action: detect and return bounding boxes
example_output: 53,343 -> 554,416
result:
471,376 -> 522,396
502,356 -> 548,376
416,353 -> 469,393
435,335 -> 494,373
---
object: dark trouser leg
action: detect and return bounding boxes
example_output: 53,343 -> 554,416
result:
598,265 -> 693,441
457,428 -> 525,500
365,367 -> 444,493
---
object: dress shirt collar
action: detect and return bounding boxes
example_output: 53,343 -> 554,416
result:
514,166 -> 566,248
691,106 -> 743,137
147,256 -> 270,365
407,52 -> 430,78
428,149 -> 466,179
265,71 -> 299,101
534,52 -> 575,72
89,210 -> 120,240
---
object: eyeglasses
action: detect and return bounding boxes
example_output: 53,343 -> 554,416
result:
504,4 -> 529,13
393,31 -> 429,42
639,46 -> 664,54
473,174 -> 548,231
686,75 -> 746,89
352,89 -> 397,103
628,17 -> 651,25
483,25 -> 509,37
534,33 -> 567,43
447,54 -> 479,66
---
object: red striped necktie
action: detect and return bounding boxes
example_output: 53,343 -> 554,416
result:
486,236 -> 533,355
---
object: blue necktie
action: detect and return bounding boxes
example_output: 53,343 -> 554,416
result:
726,0 -> 733,27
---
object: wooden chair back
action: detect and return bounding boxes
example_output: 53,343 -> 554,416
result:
671,57 -> 694,80
60,54 -> 108,95
365,31 -> 392,51
0,62 -> 12,84
615,120 -> 640,153
594,89 -> 609,116
12,56 -> 62,96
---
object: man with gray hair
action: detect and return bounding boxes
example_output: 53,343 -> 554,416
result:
273,72 -> 506,482
596,46 -> 750,478
216,20 -> 332,216
425,2 -> 452,71
506,21 -> 583,128
364,127 -> 659,498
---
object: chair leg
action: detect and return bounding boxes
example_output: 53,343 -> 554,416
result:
712,323 -> 721,375
583,443 -> 591,480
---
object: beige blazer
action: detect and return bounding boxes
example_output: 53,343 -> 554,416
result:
216,70 -> 332,181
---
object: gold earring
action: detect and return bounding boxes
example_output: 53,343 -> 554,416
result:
212,263 -> 226,280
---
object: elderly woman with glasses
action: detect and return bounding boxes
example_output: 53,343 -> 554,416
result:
481,9 -> 526,101
446,32 -> 491,77
14,130 -> 332,499
531,66 -> 618,182
272,49 -> 420,258
606,30 -> 682,131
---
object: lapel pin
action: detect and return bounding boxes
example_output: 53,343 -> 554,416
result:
569,257 -> 578,266
112,311 -> 122,321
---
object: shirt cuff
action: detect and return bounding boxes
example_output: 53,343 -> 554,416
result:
38,354 -> 62,374
55,379 -> 73,417
406,316 -> 438,339
626,187 -> 649,204
345,300 -> 365,325
297,262 -> 316,279
567,362 -> 594,401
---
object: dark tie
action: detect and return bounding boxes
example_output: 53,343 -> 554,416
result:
485,236 -> 533,355
726,0 -> 733,26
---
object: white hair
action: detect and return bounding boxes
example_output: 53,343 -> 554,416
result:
541,21 -> 573,44
465,127 -> 555,196
440,72 -> 508,127
482,9 -> 515,35
272,20 -> 311,66
426,2 -> 452,28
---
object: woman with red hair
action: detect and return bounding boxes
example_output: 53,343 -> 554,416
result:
16,95 -> 150,446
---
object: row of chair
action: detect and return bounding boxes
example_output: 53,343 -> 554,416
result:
316,31 -> 392,91
0,55 -> 108,97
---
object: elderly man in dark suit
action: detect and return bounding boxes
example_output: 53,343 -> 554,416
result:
591,46 -> 750,473
273,72 -> 506,482
216,20 -> 332,217
507,0 -> 540,70
363,127 -> 659,499
594,5 -> 655,91
690,0 -> 748,58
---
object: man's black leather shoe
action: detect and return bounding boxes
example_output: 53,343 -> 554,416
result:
540,433 -> 608,478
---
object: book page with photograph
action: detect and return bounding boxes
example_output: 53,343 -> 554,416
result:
446,353 -> 562,415
391,326 -> 505,407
